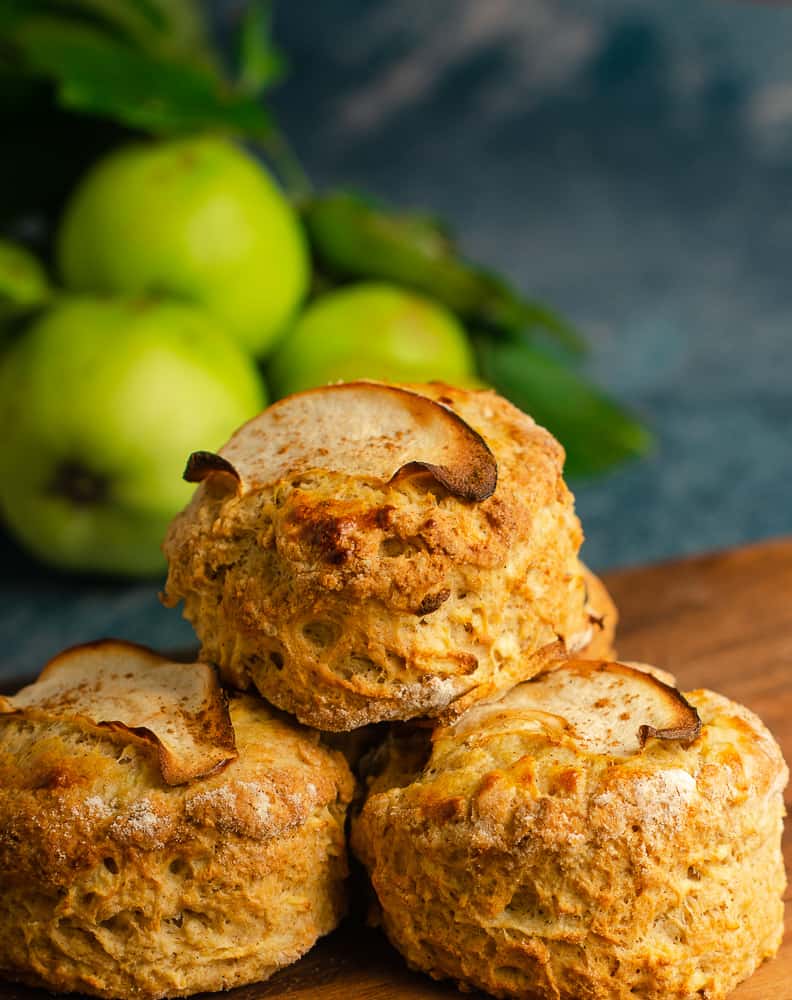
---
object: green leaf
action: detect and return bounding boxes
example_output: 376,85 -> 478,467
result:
474,337 -> 651,478
0,1 -> 165,47
302,191 -> 586,355
58,0 -> 168,34
0,0 -> 214,62
8,18 -> 273,137
237,0 -> 286,94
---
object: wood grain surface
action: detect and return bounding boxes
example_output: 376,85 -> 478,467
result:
1,537 -> 791,1000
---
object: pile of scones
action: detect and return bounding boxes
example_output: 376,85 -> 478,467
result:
0,381 -> 787,1000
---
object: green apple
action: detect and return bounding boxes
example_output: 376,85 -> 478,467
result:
0,296 -> 265,576
57,135 -> 309,358
267,282 -> 476,397
0,238 -> 50,326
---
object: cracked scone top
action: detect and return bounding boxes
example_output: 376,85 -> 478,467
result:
0,641 -> 354,1000
352,659 -> 788,1000
163,381 -> 602,730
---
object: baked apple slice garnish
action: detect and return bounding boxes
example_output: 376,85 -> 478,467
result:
0,640 -> 237,784
184,381 -> 498,502
446,659 -> 701,757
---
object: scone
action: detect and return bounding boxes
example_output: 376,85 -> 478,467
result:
0,641 -> 354,1000
163,380 -> 595,730
352,659 -> 788,1000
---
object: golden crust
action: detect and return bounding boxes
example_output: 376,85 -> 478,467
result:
163,382 -> 590,730
352,663 -> 788,1000
0,694 -> 354,999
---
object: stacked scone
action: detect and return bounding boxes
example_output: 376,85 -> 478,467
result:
0,381 -> 786,1000
0,642 -> 353,998
163,382 -> 615,728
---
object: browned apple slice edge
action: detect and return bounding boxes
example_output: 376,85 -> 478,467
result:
547,659 -> 703,748
183,381 -> 498,501
0,639 -> 238,785
442,657 -> 702,757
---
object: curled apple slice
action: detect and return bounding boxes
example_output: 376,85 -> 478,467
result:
184,381 -> 498,501
0,641 -> 237,784
449,660 -> 701,757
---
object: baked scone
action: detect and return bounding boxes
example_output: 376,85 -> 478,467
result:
163,380 -> 594,730
352,659 -> 788,1000
0,641 -> 354,1000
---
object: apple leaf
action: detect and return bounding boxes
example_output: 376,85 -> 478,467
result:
1,1 -> 161,48
94,0 -> 216,67
6,17 -> 274,137
236,0 -> 286,94
474,336 -> 652,478
302,191 -> 586,356
0,0 -> 213,61
87,0 -> 168,32
52,0 -> 168,35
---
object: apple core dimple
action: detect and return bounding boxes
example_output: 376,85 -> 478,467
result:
49,460 -> 109,506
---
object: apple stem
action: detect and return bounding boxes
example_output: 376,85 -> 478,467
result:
254,128 -> 313,202
50,460 -> 109,506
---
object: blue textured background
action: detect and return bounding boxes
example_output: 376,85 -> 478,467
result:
2,0 -> 792,680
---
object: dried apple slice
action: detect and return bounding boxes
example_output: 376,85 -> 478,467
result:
0,640 -> 237,784
448,659 -> 701,757
184,381 -> 498,501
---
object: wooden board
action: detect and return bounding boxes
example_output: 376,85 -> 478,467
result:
1,537 -> 791,1000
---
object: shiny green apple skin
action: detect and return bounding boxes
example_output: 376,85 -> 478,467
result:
0,297 -> 265,576
267,282 -> 476,397
57,136 -> 309,358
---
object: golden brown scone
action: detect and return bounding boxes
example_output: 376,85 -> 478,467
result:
0,641 -> 354,1000
577,563 -> 618,659
163,381 -> 592,730
353,660 -> 788,1000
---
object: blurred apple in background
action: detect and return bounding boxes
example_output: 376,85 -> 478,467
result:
0,237 -> 50,327
0,2 -> 651,580
267,282 -> 476,396
0,296 -> 265,576
57,136 -> 309,358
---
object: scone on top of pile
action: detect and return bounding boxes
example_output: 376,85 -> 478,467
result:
0,641 -> 353,1000
163,380 -> 615,730
353,657 -> 789,1000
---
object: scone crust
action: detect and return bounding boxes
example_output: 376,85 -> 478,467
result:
352,678 -> 788,1000
163,383 -> 590,730
0,694 -> 354,999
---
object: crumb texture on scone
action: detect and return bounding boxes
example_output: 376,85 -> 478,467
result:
0,690 -> 354,1000
352,661 -> 788,1000
163,381 -> 593,730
